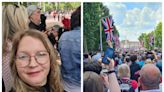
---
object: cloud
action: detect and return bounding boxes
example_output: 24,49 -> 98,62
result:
103,2 -> 162,41
103,2 -> 127,25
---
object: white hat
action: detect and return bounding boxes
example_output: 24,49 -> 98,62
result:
27,5 -> 41,16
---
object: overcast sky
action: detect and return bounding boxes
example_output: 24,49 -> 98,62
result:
103,2 -> 162,41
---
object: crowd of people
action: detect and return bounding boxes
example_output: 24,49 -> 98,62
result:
83,40 -> 162,92
2,4 -> 81,92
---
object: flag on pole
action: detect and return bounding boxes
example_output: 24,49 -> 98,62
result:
149,34 -> 154,46
113,34 -> 120,48
101,16 -> 114,41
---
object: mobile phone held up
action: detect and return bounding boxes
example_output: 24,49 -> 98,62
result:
102,47 -> 114,64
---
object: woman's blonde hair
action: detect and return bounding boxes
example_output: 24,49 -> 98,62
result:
2,4 -> 29,55
10,29 -> 63,92
117,64 -> 131,79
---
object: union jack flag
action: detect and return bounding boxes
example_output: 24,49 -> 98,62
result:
113,35 -> 120,48
101,16 -> 114,41
149,34 -> 154,46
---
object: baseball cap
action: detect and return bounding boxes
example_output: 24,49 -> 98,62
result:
27,5 -> 41,16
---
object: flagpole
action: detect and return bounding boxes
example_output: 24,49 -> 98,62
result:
153,31 -> 155,49
100,19 -> 103,52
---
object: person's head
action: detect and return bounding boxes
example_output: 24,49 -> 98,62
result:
130,54 -> 137,62
138,64 -> 161,90
145,59 -> 153,64
51,26 -> 59,37
71,6 -> 81,30
10,29 -> 63,92
27,5 -> 41,25
2,4 -> 29,55
84,62 -> 102,75
117,64 -> 131,79
84,71 -> 104,92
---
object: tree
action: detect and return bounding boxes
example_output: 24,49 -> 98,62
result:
138,22 -> 162,50
2,2 -> 80,12
84,3 -> 106,53
84,2 -> 119,53
154,22 -> 162,48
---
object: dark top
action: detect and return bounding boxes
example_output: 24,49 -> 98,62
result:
29,21 -> 47,32
9,83 -> 51,92
130,62 -> 141,81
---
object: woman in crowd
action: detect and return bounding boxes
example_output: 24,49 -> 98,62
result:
117,64 -> 138,92
2,4 -> 29,92
10,29 -> 63,92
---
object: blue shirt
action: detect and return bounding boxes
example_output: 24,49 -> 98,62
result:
59,27 -> 81,86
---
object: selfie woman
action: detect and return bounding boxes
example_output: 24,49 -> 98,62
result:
10,29 -> 63,92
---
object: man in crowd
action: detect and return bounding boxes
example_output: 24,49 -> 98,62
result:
58,6 -> 81,92
138,64 -> 161,92
27,5 -> 46,31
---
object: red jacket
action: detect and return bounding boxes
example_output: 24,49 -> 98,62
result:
62,17 -> 70,30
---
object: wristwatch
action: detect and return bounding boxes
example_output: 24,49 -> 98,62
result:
105,70 -> 115,74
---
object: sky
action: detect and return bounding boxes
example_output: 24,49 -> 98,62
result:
103,2 -> 162,41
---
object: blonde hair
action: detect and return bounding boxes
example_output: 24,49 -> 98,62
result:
10,29 -> 63,92
145,59 -> 153,64
84,71 -> 104,92
2,4 -> 29,55
117,64 -> 131,78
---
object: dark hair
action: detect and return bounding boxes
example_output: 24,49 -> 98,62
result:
71,6 -> 81,30
126,57 -> 130,63
40,14 -> 47,31
84,62 -> 102,74
130,55 -> 137,62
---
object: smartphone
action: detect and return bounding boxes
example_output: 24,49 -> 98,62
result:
102,47 -> 114,64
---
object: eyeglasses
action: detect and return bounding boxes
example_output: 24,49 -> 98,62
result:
16,51 -> 49,67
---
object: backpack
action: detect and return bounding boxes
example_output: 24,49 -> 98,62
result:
118,79 -> 135,92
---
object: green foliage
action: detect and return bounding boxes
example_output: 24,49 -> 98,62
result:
138,22 -> 162,50
2,2 -> 80,12
154,22 -> 162,48
83,3 -> 119,53
84,3 -> 107,53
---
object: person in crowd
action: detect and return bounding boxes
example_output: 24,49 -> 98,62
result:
84,57 -> 120,92
137,55 -> 146,68
84,62 -> 102,75
101,58 -> 121,92
130,54 -> 141,81
58,6 -> 81,92
145,59 -> 153,64
84,71 -> 104,92
27,5 -> 46,31
47,24 -> 63,49
83,53 -> 92,64
117,64 -> 138,92
92,51 -> 102,63
156,53 -> 162,73
10,30 -> 63,92
62,16 -> 71,31
2,4 -> 29,92
138,64 -> 161,92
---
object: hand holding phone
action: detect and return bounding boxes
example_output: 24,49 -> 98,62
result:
102,47 -> 114,64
